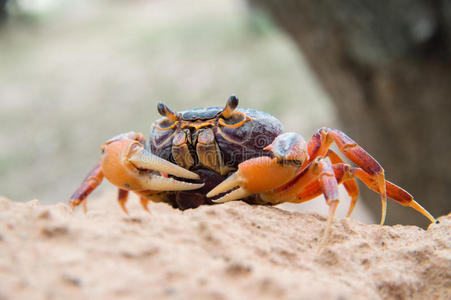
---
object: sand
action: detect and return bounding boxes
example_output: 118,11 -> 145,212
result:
0,194 -> 449,300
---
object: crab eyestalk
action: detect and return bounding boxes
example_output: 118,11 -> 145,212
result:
221,95 -> 239,119
157,102 -> 179,122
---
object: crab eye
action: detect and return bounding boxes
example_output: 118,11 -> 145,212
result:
222,95 -> 239,118
155,102 -> 179,130
157,102 -> 179,121
219,95 -> 246,126
219,112 -> 246,126
158,118 -> 176,129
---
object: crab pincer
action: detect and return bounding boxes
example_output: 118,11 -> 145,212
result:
70,132 -> 204,213
207,132 -> 309,203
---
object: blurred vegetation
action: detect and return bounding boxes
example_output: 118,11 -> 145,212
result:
0,0 -> 340,214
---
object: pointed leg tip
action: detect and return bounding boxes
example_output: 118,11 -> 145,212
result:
408,200 -> 437,224
69,198 -> 81,212
427,219 -> 440,230
119,204 -> 129,215
317,235 -> 329,254
345,208 -> 353,218
82,200 -> 88,214
141,203 -> 151,214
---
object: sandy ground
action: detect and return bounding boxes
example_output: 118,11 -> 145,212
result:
0,194 -> 449,300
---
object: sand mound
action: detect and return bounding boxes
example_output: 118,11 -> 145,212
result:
0,195 -> 449,300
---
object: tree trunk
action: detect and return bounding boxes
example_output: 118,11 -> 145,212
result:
248,0 -> 451,226
0,0 -> 7,24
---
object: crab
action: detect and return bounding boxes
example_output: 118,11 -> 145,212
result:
70,95 -> 436,247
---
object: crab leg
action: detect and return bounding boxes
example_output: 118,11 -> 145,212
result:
263,157 -> 341,249
351,168 -> 436,224
139,197 -> 151,213
307,128 -> 388,225
316,158 -> 340,250
293,163 -> 352,203
326,150 -> 360,217
70,162 -> 104,212
118,189 -> 129,214
293,163 -> 436,224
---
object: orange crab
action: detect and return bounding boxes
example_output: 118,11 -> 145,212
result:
70,96 -> 437,246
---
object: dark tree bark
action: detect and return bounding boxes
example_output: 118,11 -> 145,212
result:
248,0 -> 451,226
0,0 -> 7,24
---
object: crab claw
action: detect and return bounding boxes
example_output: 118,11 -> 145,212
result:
207,172 -> 251,203
207,132 -> 308,203
128,147 -> 200,181
101,134 -> 203,192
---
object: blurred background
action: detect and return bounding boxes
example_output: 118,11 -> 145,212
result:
1,0 -> 450,226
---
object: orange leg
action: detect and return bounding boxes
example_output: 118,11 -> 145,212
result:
326,150 -> 360,217
70,163 -> 104,212
279,162 -> 351,203
317,158 -> 340,251
307,128 -> 387,225
342,180 -> 360,217
140,197 -> 150,213
118,189 -> 129,214
351,168 -> 436,224
294,163 -> 348,203
295,164 -> 436,224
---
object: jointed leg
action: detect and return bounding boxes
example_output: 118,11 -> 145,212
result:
317,158 -> 340,251
326,150 -> 360,217
294,163 -> 436,224
118,191 -> 160,214
70,163 -> 104,212
270,158 -> 329,202
139,197 -> 149,213
307,128 -> 387,225
352,168 -> 436,224
342,180 -> 359,217
118,189 -> 129,214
